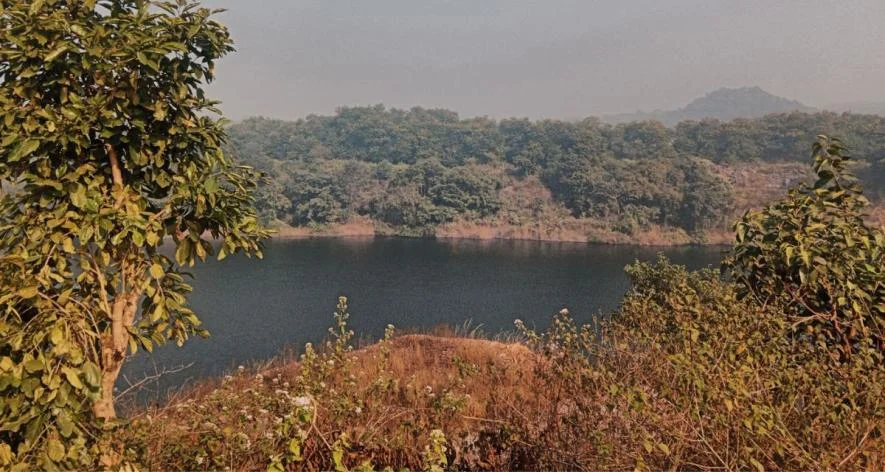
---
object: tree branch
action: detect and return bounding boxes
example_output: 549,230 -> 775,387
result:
105,143 -> 125,209
116,362 -> 195,402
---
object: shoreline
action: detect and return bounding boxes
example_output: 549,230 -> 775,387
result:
265,205 -> 884,247
268,222 -> 734,247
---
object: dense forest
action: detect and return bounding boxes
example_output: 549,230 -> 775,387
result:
229,107 -> 885,241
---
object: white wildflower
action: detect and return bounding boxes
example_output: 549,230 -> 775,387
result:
293,396 -> 312,408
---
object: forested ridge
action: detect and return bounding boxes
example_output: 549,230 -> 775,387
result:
230,106 -> 885,242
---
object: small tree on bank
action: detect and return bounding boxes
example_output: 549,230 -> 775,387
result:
0,0 -> 266,465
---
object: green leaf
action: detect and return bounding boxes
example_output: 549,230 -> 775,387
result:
10,139 -> 40,162
175,238 -> 192,265
29,0 -> 45,15
288,438 -> 303,460
146,231 -> 160,246
57,412 -> 75,438
46,439 -> 65,462
82,362 -> 101,388
205,177 -> 219,193
137,52 -> 160,72
62,367 -> 84,390
24,358 -> 43,373
150,263 -> 165,280
17,286 -> 39,299
62,238 -> 75,254
149,304 -> 166,323
49,327 -> 64,345
131,231 -> 145,247
153,102 -> 167,120
44,45 -> 69,62
749,458 -> 765,472
70,24 -> 88,37
266,461 -> 284,472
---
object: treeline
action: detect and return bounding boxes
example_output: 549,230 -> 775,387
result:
227,106 -> 885,235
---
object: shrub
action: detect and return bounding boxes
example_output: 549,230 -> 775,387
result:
728,136 -> 884,359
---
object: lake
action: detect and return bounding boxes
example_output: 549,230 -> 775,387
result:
122,237 -> 724,402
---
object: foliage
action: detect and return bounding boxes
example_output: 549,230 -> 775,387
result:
0,0 -> 266,468
673,111 -> 885,168
228,107 -> 885,237
728,135 -> 884,358
543,154 -> 731,233
607,257 -> 883,469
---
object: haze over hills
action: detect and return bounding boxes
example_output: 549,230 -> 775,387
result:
825,101 -> 885,116
603,86 -> 817,126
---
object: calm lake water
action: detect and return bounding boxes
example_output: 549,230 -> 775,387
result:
122,237 -> 723,402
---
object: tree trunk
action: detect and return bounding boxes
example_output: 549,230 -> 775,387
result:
93,291 -> 140,420
93,143 -> 138,420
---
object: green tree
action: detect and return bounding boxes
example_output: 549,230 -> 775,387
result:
728,136 -> 884,358
0,0 -> 267,465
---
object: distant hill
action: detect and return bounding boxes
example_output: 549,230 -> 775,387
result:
604,86 -> 816,126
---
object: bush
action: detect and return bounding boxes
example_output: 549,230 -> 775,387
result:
729,136 -> 884,358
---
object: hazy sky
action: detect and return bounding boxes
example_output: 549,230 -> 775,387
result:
199,0 -> 885,121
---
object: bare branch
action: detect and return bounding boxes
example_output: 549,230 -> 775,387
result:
115,361 -> 195,403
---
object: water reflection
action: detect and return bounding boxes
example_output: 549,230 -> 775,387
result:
126,237 -> 723,402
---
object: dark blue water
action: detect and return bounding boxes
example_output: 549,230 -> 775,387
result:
122,237 -> 723,401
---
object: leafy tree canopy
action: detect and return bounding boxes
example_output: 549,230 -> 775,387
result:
0,0 -> 266,467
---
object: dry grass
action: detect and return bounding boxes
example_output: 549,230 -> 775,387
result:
118,316 -> 882,471
121,333 -> 546,471
272,334 -> 536,418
